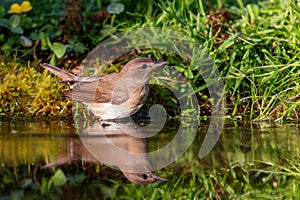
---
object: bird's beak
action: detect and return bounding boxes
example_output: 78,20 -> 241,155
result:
152,174 -> 168,183
153,60 -> 167,67
151,61 -> 167,72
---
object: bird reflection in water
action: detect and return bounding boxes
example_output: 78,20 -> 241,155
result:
42,120 -> 167,185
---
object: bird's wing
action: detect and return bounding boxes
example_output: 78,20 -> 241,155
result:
64,74 -> 130,105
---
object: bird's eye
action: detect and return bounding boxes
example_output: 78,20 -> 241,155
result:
142,174 -> 148,179
141,64 -> 148,69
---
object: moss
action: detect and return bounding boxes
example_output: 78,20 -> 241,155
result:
0,57 -> 71,118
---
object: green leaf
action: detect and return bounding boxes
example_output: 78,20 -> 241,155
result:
46,38 -> 52,49
184,69 -> 193,79
8,15 -> 20,29
52,42 -> 66,58
41,32 -> 52,50
30,32 -> 39,40
50,55 -> 57,66
52,169 -> 67,187
47,177 -> 53,190
11,27 -> 23,34
67,39 -> 87,53
69,173 -> 86,185
217,33 -> 240,52
41,178 -> 48,194
41,32 -> 48,50
73,41 -> 87,53
0,19 -> 8,29
217,39 -> 235,52
22,17 -> 32,29
174,65 -> 186,72
20,36 -> 32,47
0,6 -> 5,18
107,2 -> 124,14
0,34 -> 4,42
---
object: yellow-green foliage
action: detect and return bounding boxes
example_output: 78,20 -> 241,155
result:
0,59 -> 70,118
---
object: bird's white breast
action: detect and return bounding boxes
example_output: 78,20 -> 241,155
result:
85,102 -> 142,120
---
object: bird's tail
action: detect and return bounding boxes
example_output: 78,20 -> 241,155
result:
40,63 -> 75,81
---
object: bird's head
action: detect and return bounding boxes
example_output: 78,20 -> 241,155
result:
119,57 -> 167,83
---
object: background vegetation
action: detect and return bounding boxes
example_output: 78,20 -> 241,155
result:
0,0 -> 299,121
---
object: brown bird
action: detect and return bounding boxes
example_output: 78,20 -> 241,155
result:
41,57 -> 166,120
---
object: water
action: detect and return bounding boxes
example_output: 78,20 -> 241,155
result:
0,119 -> 299,197
1,120 -> 299,170
198,121 -> 300,169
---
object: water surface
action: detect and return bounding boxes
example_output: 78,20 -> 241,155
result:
0,119 -> 299,197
